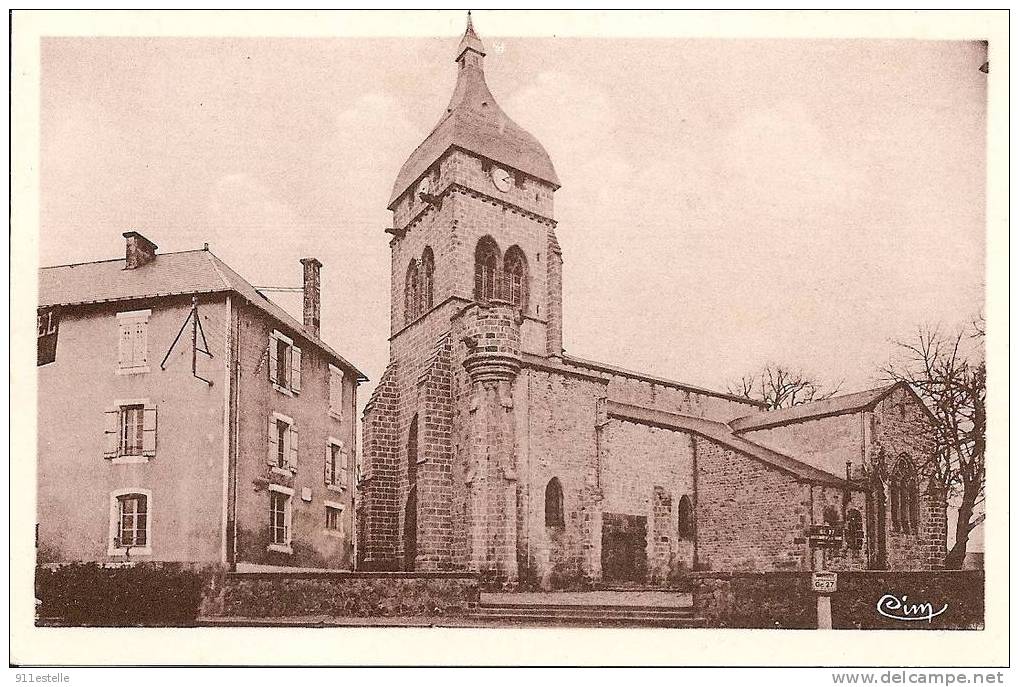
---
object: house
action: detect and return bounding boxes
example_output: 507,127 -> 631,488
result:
357,16 -> 947,585
37,231 -> 367,570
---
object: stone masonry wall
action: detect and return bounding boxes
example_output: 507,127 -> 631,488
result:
601,419 -> 696,581
514,366 -> 605,587
872,387 -> 942,570
695,437 -> 813,571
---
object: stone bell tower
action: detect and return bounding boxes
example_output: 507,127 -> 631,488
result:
359,13 -> 563,581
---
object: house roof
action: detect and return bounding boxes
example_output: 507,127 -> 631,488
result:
38,248 -> 368,381
387,17 -> 559,208
728,383 -> 905,433
606,401 -> 848,487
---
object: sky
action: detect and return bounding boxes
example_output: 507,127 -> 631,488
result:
39,19 -> 987,417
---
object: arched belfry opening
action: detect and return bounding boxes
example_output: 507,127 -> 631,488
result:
474,236 -> 501,303
503,245 -> 528,310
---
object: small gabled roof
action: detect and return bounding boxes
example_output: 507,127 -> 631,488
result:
606,401 -> 847,486
728,382 -> 918,433
39,248 -> 368,381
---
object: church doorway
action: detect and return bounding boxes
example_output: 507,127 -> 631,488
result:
601,513 -> 648,583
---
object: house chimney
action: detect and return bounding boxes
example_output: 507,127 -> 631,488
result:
123,231 -> 158,269
300,257 -> 322,337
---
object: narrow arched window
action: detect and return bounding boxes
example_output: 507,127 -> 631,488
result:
677,494 -> 693,539
474,237 -> 501,303
545,477 -> 564,528
421,247 -> 435,311
405,260 -> 420,324
892,457 -> 917,534
503,245 -> 528,310
846,509 -> 864,550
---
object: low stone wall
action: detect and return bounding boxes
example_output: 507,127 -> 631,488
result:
36,562 -> 216,626
204,571 -> 480,618
692,570 -> 983,630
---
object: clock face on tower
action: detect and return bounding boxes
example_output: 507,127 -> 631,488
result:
490,166 -> 512,192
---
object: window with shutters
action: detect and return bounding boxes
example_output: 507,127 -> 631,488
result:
108,488 -> 152,556
103,399 -> 157,463
325,502 -> 344,537
268,485 -> 293,553
328,365 -> 345,419
325,437 -> 348,491
268,330 -> 301,395
268,412 -> 297,474
116,309 -> 150,374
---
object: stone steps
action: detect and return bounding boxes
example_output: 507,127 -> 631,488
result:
471,592 -> 703,627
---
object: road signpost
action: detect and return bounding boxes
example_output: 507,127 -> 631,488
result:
808,525 -> 844,629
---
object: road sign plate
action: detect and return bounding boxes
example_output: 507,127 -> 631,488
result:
812,571 -> 838,594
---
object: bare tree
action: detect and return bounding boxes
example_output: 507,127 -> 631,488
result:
883,317 -> 985,570
728,364 -> 843,410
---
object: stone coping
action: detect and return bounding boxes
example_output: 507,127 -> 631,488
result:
224,570 -> 479,581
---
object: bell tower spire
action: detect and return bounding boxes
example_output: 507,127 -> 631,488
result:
456,11 -> 486,66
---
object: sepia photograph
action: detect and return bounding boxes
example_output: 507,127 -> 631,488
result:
10,8 -> 1008,670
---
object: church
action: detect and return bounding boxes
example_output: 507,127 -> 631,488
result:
357,16 -> 947,586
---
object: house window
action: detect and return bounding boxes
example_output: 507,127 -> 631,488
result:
268,413 -> 297,472
116,309 -> 150,373
120,405 -> 145,456
474,236 -> 501,303
329,365 -> 345,419
37,308 -> 59,366
325,438 -> 348,488
846,509 -> 864,550
545,477 -> 564,528
108,489 -> 152,556
678,494 -> 694,539
268,486 -> 293,552
268,330 -> 301,394
325,502 -> 344,536
103,400 -> 157,461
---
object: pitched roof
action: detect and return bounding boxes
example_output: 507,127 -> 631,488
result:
728,383 -> 903,433
605,401 -> 847,486
388,17 -> 559,208
39,248 -> 368,381
560,353 -> 767,408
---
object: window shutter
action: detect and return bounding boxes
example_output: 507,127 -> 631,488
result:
267,415 -> 278,466
142,405 -> 158,457
291,346 -> 302,393
118,324 -> 131,367
324,444 -> 333,485
340,445 -> 350,487
268,334 -> 278,384
289,425 -> 299,470
136,321 -> 148,364
103,408 -> 120,458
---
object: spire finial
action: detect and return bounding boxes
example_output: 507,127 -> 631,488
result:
456,10 -> 485,62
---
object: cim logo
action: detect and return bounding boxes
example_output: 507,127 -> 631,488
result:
876,594 -> 949,623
